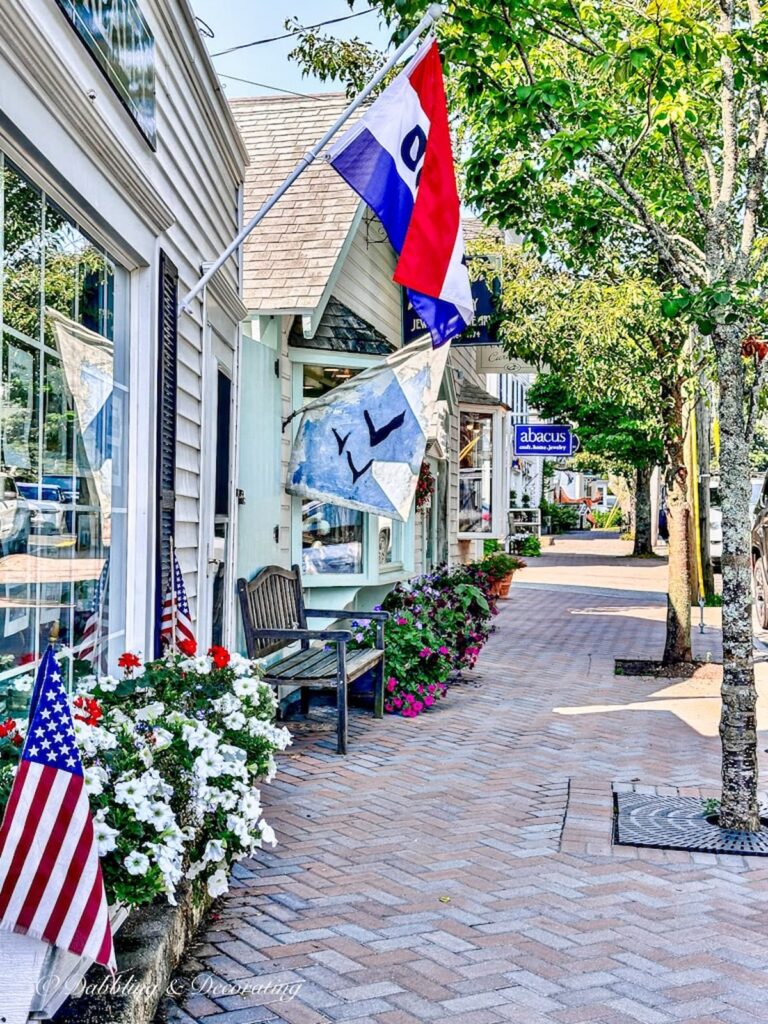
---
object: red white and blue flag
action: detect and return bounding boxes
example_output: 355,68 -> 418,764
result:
328,40 -> 473,347
0,647 -> 115,970
160,551 -> 195,650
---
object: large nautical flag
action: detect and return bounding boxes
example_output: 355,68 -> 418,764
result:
0,647 -> 115,970
327,40 -> 473,347
287,339 -> 448,520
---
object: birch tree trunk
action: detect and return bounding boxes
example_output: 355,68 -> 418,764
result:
663,388 -> 692,665
715,326 -> 760,830
633,465 -> 653,556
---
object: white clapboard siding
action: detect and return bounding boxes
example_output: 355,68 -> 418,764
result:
333,216 -> 401,347
140,2 -> 246,622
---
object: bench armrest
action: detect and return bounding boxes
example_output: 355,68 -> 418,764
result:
252,627 -> 351,643
305,609 -> 390,621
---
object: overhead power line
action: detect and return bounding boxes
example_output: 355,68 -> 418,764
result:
210,8 -> 376,57
217,73 -> 311,98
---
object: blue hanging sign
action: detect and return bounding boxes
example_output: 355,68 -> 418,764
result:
514,423 -> 577,456
403,257 -> 501,346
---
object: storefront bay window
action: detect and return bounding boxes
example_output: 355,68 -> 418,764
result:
459,409 -> 495,535
0,152 -> 128,705
294,354 -> 408,580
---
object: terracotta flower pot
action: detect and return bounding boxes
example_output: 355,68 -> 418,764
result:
496,572 -> 515,599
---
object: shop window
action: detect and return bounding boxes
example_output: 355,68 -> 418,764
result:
377,516 -> 404,567
0,152 -> 128,706
459,410 -> 494,535
300,363 -> 365,576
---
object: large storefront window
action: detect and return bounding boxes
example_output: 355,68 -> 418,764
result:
0,153 -> 128,706
300,364 -> 364,575
459,410 -> 494,535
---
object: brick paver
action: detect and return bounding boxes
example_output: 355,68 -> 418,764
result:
159,535 -> 768,1024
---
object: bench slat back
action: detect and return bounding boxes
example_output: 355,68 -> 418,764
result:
237,564 -> 307,658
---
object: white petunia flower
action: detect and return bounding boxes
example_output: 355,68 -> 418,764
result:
124,851 -> 150,875
12,674 -> 33,693
96,674 -> 119,693
135,701 -> 165,722
93,816 -> 119,855
84,765 -> 108,797
203,838 -> 226,863
193,656 -> 212,676
207,867 -> 229,898
259,821 -> 277,847
222,710 -> 246,732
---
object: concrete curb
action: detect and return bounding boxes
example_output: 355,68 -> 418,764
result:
54,883 -> 210,1023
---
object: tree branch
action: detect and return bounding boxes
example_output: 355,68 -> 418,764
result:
669,123 -> 714,230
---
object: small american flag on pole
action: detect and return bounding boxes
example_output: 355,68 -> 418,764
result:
0,647 -> 115,969
160,547 -> 195,650
79,557 -> 109,666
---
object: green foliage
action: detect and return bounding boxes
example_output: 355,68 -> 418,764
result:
540,498 -> 579,533
591,507 -> 623,528
478,551 -> 526,580
351,564 -> 497,716
520,535 -> 542,556
483,538 -> 502,556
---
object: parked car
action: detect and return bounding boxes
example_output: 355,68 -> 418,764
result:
42,474 -> 100,550
17,483 -> 67,535
0,474 -> 30,554
752,472 -> 768,627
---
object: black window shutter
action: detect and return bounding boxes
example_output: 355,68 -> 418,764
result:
155,251 -> 178,655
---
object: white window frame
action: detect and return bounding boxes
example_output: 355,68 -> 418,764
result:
457,403 -> 507,541
288,347 -> 415,587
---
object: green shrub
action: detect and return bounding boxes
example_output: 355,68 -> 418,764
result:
540,499 -> 578,533
520,535 -> 542,556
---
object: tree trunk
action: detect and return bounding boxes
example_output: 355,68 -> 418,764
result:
663,386 -> 693,665
715,327 -> 760,831
633,466 -> 653,556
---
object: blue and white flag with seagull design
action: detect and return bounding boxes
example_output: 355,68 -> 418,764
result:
286,340 -> 448,521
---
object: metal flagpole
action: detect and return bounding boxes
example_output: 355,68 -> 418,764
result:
169,534 -> 178,652
178,3 -> 444,315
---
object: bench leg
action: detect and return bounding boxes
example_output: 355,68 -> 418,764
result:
337,676 -> 348,754
300,687 -> 311,716
374,657 -> 385,719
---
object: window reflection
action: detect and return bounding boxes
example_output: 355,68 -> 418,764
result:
0,153 -> 127,711
300,363 -> 364,575
459,411 -> 493,534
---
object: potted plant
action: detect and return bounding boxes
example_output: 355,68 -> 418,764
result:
479,551 -> 526,598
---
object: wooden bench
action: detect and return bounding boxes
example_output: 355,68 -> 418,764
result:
237,564 -> 389,754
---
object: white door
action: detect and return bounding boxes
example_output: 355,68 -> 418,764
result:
198,319 -> 237,650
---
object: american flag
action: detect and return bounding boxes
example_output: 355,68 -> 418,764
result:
160,551 -> 195,649
0,647 -> 115,969
79,558 -> 109,666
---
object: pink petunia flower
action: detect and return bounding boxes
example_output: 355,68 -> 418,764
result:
438,645 -> 451,656
418,647 -> 432,658
424,695 -> 434,707
387,678 -> 397,692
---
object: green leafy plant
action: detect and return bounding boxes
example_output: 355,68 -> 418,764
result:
478,551 -> 526,581
520,535 -> 542,557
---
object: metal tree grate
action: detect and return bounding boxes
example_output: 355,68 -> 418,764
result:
614,791 -> 768,856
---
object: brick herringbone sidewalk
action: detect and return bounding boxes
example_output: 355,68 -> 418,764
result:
159,537 -> 768,1024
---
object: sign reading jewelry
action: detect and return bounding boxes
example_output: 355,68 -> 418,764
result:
55,0 -> 156,147
514,424 -> 577,457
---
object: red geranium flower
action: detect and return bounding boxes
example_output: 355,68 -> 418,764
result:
178,637 -> 197,657
208,645 -> 230,669
73,695 -> 103,727
0,718 -> 17,739
118,652 -> 141,670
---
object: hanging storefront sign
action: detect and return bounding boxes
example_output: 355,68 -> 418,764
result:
55,0 -> 156,146
403,256 -> 501,346
475,348 -> 537,374
514,423 -> 577,457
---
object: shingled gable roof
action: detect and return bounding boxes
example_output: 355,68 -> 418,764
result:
230,93 -> 364,314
